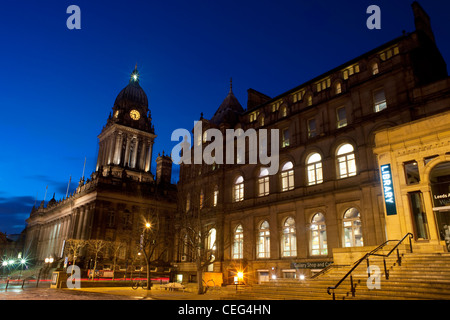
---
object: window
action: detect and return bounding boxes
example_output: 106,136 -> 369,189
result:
213,185 -> 219,207
306,95 -> 313,107
335,82 -> 342,95
404,161 -> 420,185
292,90 -> 304,103
232,224 -> 244,259
408,192 -> 429,239
281,161 -> 294,191
316,78 -> 331,92
374,88 -> 387,112
249,112 -> 259,122
258,168 -> 270,197
186,193 -> 191,212
308,119 -> 317,138
342,64 -> 360,80
234,176 -> 244,202
379,46 -> 399,61
337,143 -> 356,178
271,101 -> 281,112
282,128 -> 290,148
311,213 -> 327,255
259,115 -> 265,127
371,63 -> 379,75
281,217 -> 297,257
199,189 -> 204,209
307,153 -> 323,185
280,105 -> 287,118
207,228 -> 216,251
336,107 -> 347,128
343,208 -> 364,247
257,221 -> 270,258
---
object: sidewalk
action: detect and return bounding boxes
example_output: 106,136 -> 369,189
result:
71,284 -> 236,300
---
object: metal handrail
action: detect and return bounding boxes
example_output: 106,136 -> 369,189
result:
326,232 -> 413,300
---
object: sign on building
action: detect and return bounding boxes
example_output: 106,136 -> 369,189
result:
380,164 -> 397,216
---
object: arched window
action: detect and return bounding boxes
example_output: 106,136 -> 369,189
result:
234,176 -> 244,202
335,82 -> 342,95
199,189 -> 204,209
257,221 -> 270,258
343,208 -> 364,247
281,161 -> 294,191
281,217 -> 297,257
213,185 -> 219,207
186,193 -> 191,212
207,228 -> 216,271
307,153 -> 323,185
371,62 -> 379,75
337,143 -> 356,178
232,224 -> 244,259
311,213 -> 327,255
306,94 -> 313,107
258,168 -> 270,197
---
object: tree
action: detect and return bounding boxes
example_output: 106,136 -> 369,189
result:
108,241 -> 125,280
178,188 -> 216,295
65,239 -> 87,267
87,239 -> 108,280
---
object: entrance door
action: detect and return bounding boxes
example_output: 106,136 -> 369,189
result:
435,209 -> 450,251
408,191 -> 429,240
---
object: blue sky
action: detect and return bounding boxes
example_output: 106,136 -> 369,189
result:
0,0 -> 449,235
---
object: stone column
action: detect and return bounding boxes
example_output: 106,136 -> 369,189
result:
124,135 -> 132,167
131,138 -> 139,168
145,140 -> 153,172
139,139 -> 147,170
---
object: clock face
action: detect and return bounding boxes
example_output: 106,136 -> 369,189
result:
130,109 -> 140,120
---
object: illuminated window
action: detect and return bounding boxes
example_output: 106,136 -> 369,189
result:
336,106 -> 347,128
249,112 -> 259,122
258,168 -> 270,197
280,105 -> 287,117
311,213 -> 327,255
307,153 -> 323,185
199,189 -> 204,209
208,228 -> 216,251
337,143 -> 356,178
234,176 -> 244,202
342,64 -> 360,80
404,161 -> 420,185
374,89 -> 387,112
281,161 -> 294,192
316,78 -> 331,92
232,224 -> 244,259
282,128 -> 290,148
271,101 -> 281,112
213,185 -> 219,207
379,46 -> 399,61
308,118 -> 317,138
371,63 -> 379,75
343,208 -> 364,247
281,217 -> 297,257
257,221 -> 270,258
292,90 -> 305,103
335,82 -> 342,95
306,95 -> 313,107
259,115 -> 265,127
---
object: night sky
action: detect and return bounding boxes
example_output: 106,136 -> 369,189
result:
0,0 -> 449,235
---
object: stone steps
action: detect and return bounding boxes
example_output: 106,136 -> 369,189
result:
226,252 -> 450,300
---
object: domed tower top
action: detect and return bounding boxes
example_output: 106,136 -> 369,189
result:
109,65 -> 153,133
210,78 -> 244,126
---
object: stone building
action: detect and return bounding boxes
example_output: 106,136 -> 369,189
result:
174,2 -> 450,284
23,67 -> 177,275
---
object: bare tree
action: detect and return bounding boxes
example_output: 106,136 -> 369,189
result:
87,239 -> 108,280
64,239 -> 87,267
178,186 -> 216,295
108,241 -> 125,280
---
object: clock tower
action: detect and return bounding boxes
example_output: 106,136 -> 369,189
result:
96,65 -> 156,181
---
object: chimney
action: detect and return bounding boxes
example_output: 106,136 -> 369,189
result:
412,1 -> 436,43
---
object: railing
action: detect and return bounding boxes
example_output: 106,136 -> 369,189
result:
326,232 -> 414,300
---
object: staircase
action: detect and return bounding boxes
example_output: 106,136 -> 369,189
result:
231,250 -> 450,300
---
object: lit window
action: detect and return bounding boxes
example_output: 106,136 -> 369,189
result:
307,153 -> 323,185
311,213 -> 327,255
343,208 -> 364,247
335,82 -> 342,95
306,95 -> 313,107
249,112 -> 259,122
316,78 -> 331,92
213,185 -> 219,207
282,128 -> 290,148
234,176 -> 244,202
404,161 -> 420,185
337,143 -> 356,178
374,89 -> 387,112
371,63 -> 379,75
336,106 -> 347,128
292,90 -> 304,103
281,217 -> 297,257
199,189 -> 204,209
281,161 -> 294,191
232,224 -> 244,259
259,115 -> 265,127
280,106 -> 287,117
257,221 -> 270,258
308,118 -> 317,138
342,64 -> 360,80
258,168 -> 270,197
271,101 -> 281,112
